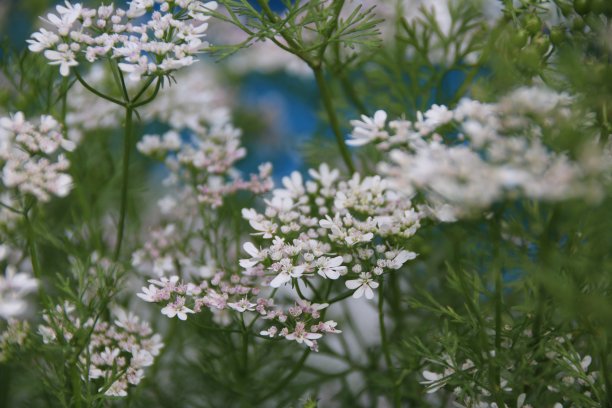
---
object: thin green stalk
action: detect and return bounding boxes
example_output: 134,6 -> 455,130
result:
490,216 -> 505,407
74,71 -> 125,107
378,279 -> 399,407
113,106 -> 133,261
0,201 -> 22,215
494,268 -> 502,352
132,78 -> 162,108
240,314 -> 249,374
60,77 -> 69,128
378,280 -> 392,369
131,76 -> 156,103
313,67 -> 355,174
23,208 -> 42,283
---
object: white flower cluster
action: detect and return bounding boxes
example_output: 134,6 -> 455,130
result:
0,112 -> 75,202
28,0 -> 218,79
241,163 -> 423,298
0,244 -> 37,362
349,87 -> 611,221
137,272 -> 262,322
131,222 -> 210,277
137,272 -> 341,350
137,123 -> 273,209
38,302 -> 163,398
0,265 -> 38,321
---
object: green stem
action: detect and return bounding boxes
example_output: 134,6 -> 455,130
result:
379,279 -> 400,406
313,67 -> 355,174
494,269 -> 502,352
491,217 -> 505,407
113,107 -> 133,261
23,207 -> 42,282
74,71 -> 125,107
0,201 -> 22,215
379,280 -> 392,369
133,77 -> 161,107
240,315 -> 249,374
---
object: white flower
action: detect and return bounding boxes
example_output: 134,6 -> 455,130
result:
239,242 -> 264,268
103,380 -> 128,397
228,298 -> 257,313
345,272 -> 379,299
260,326 -> 278,337
285,322 -> 322,348
315,256 -> 346,280
136,284 -> 162,303
270,264 -> 306,288
0,266 -> 38,320
348,110 -> 388,146
27,28 -> 59,52
160,296 -> 194,320
44,49 -> 78,76
387,250 -> 417,270
420,370 -> 451,394
308,163 -> 339,187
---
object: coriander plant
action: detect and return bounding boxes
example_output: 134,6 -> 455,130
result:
0,0 -> 610,407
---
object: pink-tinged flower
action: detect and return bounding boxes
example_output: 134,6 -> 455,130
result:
260,326 -> 278,337
285,322 -> 322,348
345,272 -> 379,300
160,296 -> 194,320
316,320 -> 342,334
315,256 -> 346,280
228,298 -> 257,313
